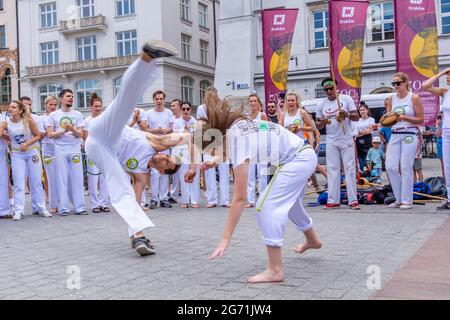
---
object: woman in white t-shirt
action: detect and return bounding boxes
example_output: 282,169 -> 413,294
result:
0,111 -> 10,218
355,103 -> 376,171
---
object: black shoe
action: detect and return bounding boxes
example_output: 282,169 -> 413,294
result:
131,237 -> 156,256
160,200 -> 172,208
149,200 -> 158,209
168,197 -> 178,204
75,211 -> 89,216
142,40 -> 178,59
437,202 -> 450,211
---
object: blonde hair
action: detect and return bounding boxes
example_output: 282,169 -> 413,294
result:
286,92 -> 302,109
11,100 -> 32,134
393,72 -> 410,91
44,95 -> 58,106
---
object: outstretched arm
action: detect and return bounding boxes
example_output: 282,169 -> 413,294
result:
423,67 -> 450,97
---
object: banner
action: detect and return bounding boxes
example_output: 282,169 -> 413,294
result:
394,0 -> 439,126
329,0 -> 370,105
261,9 -> 298,107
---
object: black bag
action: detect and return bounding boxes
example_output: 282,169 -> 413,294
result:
424,177 -> 447,197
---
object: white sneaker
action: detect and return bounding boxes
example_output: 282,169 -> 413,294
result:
400,204 -> 413,210
388,202 -> 401,208
13,213 -> 22,221
39,210 -> 52,218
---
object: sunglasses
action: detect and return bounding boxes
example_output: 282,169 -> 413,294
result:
268,105 -> 276,108
181,108 -> 191,111
324,87 -> 335,92
391,81 -> 405,87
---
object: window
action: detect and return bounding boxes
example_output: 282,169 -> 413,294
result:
0,69 -> 11,104
200,40 -> 208,65
312,10 -> 328,49
40,42 -> 59,65
77,0 -> 95,18
180,0 -> 190,21
370,1 -> 394,42
0,0 -> 4,11
441,0 -> 450,34
113,77 -> 121,98
116,0 -> 135,16
77,36 -> 97,61
181,76 -> 194,104
76,79 -> 102,109
181,34 -> 191,61
198,2 -> 208,28
40,2 -> 57,28
199,80 -> 211,105
39,84 -> 63,111
116,30 -> 137,56
0,25 -> 5,49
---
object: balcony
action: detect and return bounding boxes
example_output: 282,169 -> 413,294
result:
24,54 -> 139,79
59,15 -> 108,35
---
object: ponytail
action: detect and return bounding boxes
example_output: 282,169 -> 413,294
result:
90,92 -> 102,107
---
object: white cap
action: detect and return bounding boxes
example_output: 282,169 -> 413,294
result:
372,136 -> 381,143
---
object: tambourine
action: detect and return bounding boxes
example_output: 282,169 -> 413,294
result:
380,112 -> 399,127
287,124 -> 298,133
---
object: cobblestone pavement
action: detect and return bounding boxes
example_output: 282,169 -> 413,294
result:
0,160 -> 447,300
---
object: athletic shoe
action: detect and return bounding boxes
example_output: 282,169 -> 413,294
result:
142,40 -> 178,59
39,210 -> 52,218
168,197 -> 178,204
387,202 -> 401,208
13,213 -> 22,221
132,237 -> 156,256
400,204 -> 413,210
349,203 -> 360,210
437,202 -> 450,211
149,200 -> 158,209
160,200 -> 172,208
324,203 -> 340,210
60,211 -> 69,216
75,211 -> 89,215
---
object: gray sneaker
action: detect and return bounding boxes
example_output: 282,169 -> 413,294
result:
437,202 -> 450,212
142,40 -> 178,59
132,237 -> 156,256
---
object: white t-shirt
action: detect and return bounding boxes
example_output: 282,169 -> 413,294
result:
196,104 -> 207,120
316,94 -> 357,142
6,118 -> 34,150
355,117 -> 375,135
82,116 -> 94,132
441,90 -> 450,129
227,119 -> 304,169
173,116 -> 196,164
392,92 -> 416,130
0,113 -> 8,151
146,108 -> 174,132
40,114 -> 54,145
117,126 -> 156,173
47,109 -> 84,147
31,113 -> 45,134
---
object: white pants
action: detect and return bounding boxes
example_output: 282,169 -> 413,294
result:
54,145 -> 85,213
151,167 -> 169,202
85,58 -> 158,237
326,139 -> 358,205
256,148 -> 317,247
443,128 -> 450,201
178,164 -> 200,204
204,162 -> 230,205
0,148 -> 9,216
169,173 -> 180,199
386,133 -> 419,205
87,159 -> 109,208
11,149 -> 46,215
247,164 -> 268,205
42,143 -> 59,210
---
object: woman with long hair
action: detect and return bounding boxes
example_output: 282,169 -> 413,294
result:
0,110 -> 9,218
41,96 -> 59,213
384,72 -> 424,210
0,101 -> 51,220
82,93 -> 110,213
185,95 -> 322,283
355,103 -> 375,171
423,68 -> 450,211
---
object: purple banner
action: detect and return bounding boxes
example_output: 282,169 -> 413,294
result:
394,0 -> 439,126
261,9 -> 298,107
329,0 -> 370,105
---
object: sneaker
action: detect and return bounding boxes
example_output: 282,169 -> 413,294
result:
60,211 -> 69,216
387,202 -> 401,208
39,210 -> 52,218
349,203 -> 360,210
324,203 -> 340,210
437,202 -> 450,211
149,200 -> 158,209
400,204 -> 413,210
142,40 -> 178,59
75,211 -> 89,215
13,213 -> 22,221
132,237 -> 156,256
168,197 -> 178,204
160,200 -> 172,208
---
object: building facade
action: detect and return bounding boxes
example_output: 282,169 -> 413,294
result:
214,0 -> 450,104
18,0 -> 218,115
0,0 -> 19,111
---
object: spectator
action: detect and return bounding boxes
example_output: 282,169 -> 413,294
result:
366,136 -> 385,184
355,102 -> 375,171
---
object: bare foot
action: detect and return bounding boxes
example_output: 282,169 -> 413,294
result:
191,204 -> 200,208
293,241 -> 322,254
247,269 -> 284,284
244,203 -> 254,208
206,203 -> 217,208
181,204 -> 188,209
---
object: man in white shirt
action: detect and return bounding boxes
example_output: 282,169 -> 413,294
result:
167,99 -> 183,204
145,90 -> 174,208
316,78 -> 360,210
47,89 -> 87,215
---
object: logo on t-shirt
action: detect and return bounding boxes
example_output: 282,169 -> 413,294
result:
14,134 -> 25,146
88,160 -> 95,167
259,121 -> 269,131
72,155 -> 81,164
44,156 -> 52,165
393,106 -> 406,115
32,155 -> 40,163
404,136 -> 414,144
126,158 -> 139,170
293,119 -> 302,126
60,116 -> 74,129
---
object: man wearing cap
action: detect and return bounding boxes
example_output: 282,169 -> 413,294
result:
316,78 -> 360,210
